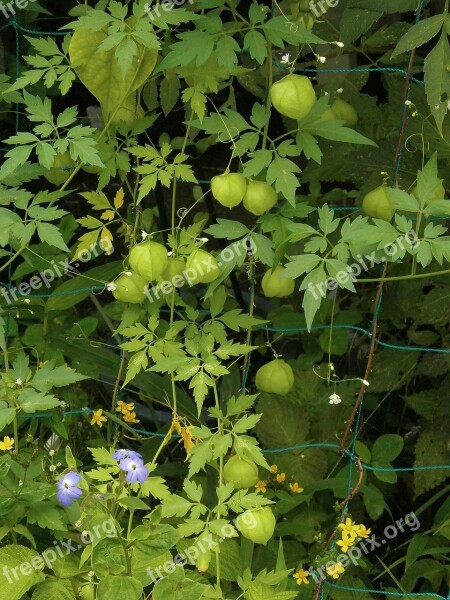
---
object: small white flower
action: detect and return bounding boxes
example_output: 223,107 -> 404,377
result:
15,378 -> 23,386
88,570 -> 95,577
329,393 -> 342,405
362,379 -> 370,387
106,282 -> 117,292
49,464 -> 56,472
18,480 -> 23,487
167,250 -> 173,257
334,41 -> 344,48
318,56 -> 326,63
200,237 -> 209,243
49,449 -> 55,457
281,53 -> 291,65
337,88 -> 343,94
141,230 -> 149,240
404,100 -> 412,106
75,520 -> 82,528
124,271 -> 132,277
24,298 -> 31,304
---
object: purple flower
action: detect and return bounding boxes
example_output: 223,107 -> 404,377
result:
112,449 -> 142,463
120,457 -> 149,484
57,471 -> 83,506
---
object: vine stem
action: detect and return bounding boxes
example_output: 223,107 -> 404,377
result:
241,38 -> 273,384
212,380 -> 223,591
357,266 -> 450,283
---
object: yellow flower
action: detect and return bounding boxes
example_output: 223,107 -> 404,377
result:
122,410 -> 140,424
355,524 -> 371,538
276,472 -> 286,483
293,568 -> 310,585
171,418 -> 183,435
336,531 -> 356,552
116,400 -> 134,414
255,480 -> 267,493
270,464 -> 278,473
326,562 -> 345,579
180,425 -> 197,457
0,436 -> 14,451
91,409 -> 107,428
289,482 -> 304,494
338,517 -> 359,536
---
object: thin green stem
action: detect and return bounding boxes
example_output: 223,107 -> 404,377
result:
212,380 -> 223,591
357,267 -> 450,283
0,245 -> 27,274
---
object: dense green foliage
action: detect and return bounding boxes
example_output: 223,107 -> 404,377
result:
0,0 -> 449,599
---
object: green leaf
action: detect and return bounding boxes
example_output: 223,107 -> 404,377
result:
262,16 -> 325,47
204,219 -> 249,240
372,434 -> 404,463
0,546 -> 45,600
424,32 -> 450,133
362,484 -> 386,520
0,408 -> 17,431
304,120 -> 377,146
31,580 -> 76,600
31,362 -> 89,391
17,389 -> 61,413
300,266 -> 327,331
69,25 -> 157,124
244,30 -> 267,64
392,15 -> 445,57
97,576 -> 142,600
36,223 -> 70,252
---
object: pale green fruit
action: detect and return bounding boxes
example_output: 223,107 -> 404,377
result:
211,173 -> 247,208
223,455 -> 259,489
44,152 -> 74,186
243,180 -> 277,215
186,249 -> 220,284
331,98 -> 358,126
129,241 -> 168,281
261,266 -> 295,298
236,507 -> 276,545
112,272 -> 147,304
362,186 -> 395,221
255,359 -> 294,396
271,74 -> 316,120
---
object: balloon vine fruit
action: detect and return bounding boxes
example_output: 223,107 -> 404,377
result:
44,152 -> 74,186
196,531 -> 213,573
211,173 -> 247,208
261,265 -> 295,298
186,249 -> 220,284
236,507 -> 276,545
270,74 -> 316,120
243,180 -> 277,216
129,241 -> 168,281
112,272 -> 147,304
331,98 -> 358,126
223,455 -> 259,489
255,359 -> 294,396
362,185 -> 395,221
